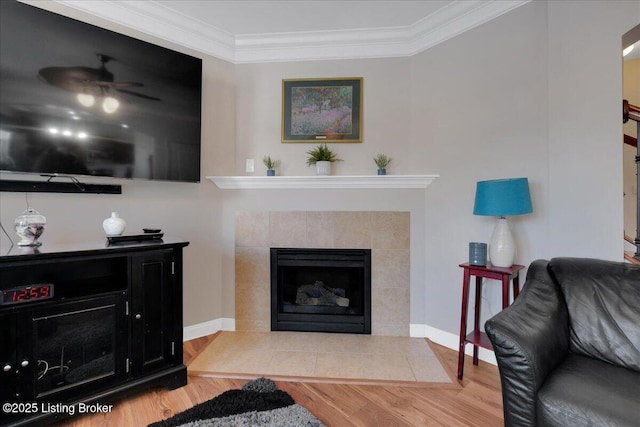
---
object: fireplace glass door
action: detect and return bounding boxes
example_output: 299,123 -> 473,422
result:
28,293 -> 128,400
271,248 -> 371,334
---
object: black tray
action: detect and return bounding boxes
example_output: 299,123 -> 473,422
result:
107,233 -> 164,244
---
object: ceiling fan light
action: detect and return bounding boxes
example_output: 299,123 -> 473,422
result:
102,96 -> 119,114
77,92 -> 95,107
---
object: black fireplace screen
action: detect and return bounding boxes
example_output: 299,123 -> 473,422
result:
270,248 -> 371,334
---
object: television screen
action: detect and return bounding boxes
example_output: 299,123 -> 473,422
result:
0,1 -> 202,183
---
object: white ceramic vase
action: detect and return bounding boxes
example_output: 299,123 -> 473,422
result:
315,161 -> 331,175
103,212 -> 126,236
488,217 -> 515,267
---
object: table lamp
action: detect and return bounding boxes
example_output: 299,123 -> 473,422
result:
473,178 -> 532,267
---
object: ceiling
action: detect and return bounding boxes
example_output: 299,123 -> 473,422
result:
51,0 -> 531,63
160,1 -> 452,35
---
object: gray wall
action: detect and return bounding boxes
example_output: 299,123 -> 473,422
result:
547,1 -> 636,259
229,1 -> 638,334
409,2 -> 548,330
234,57 -> 412,176
1,1 -> 638,336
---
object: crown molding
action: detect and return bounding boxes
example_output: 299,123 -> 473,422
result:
54,0 -> 236,62
405,0 -> 530,56
53,0 -> 529,64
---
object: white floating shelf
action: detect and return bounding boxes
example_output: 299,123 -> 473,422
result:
206,175 -> 439,190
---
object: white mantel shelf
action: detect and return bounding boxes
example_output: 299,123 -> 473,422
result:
206,175 -> 439,190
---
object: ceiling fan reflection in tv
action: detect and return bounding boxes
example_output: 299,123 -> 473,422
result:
38,53 -> 161,114
0,0 -> 203,185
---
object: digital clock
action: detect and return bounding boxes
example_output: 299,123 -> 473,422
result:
0,284 -> 54,306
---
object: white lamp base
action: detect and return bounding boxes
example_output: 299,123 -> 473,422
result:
489,217 -> 515,267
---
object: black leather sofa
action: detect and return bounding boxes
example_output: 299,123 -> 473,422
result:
485,258 -> 640,427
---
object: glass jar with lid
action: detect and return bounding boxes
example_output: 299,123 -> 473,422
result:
14,208 -> 46,246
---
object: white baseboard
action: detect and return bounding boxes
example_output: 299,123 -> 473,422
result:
183,318 -> 235,341
410,323 -> 497,365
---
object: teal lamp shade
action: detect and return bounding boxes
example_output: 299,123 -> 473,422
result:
473,178 -> 532,268
473,178 -> 532,217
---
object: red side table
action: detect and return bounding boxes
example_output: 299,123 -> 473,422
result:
457,262 -> 524,380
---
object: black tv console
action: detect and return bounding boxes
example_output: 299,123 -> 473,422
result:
0,238 -> 189,426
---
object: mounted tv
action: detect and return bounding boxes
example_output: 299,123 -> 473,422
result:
0,1 -> 202,183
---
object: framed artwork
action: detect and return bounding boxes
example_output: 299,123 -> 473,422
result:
282,77 -> 362,143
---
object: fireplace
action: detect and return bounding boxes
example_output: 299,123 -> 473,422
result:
271,248 -> 371,334
235,211 -> 410,336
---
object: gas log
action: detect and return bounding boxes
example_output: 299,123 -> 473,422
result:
296,281 -> 349,307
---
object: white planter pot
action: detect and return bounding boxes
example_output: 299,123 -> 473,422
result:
103,212 -> 126,236
315,161 -> 331,175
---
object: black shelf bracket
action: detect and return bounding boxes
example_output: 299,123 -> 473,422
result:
0,175 -> 122,194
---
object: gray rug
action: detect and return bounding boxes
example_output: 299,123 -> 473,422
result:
149,378 -> 325,427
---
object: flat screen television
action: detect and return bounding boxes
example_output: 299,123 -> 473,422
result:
0,1 -> 202,183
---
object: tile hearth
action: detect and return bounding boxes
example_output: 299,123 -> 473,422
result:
234,211 -> 410,336
189,331 -> 452,384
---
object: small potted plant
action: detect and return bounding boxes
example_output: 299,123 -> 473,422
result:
373,153 -> 392,175
306,143 -> 342,175
263,155 -> 280,176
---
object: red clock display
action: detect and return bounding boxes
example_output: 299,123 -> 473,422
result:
1,284 -> 54,305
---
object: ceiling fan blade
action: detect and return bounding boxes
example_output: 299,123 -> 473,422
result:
39,56 -> 155,100
116,88 -> 162,101
99,81 -> 144,88
39,67 -> 100,90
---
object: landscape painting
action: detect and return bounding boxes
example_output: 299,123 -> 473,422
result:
282,78 -> 362,143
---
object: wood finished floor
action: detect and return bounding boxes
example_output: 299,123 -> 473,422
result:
57,335 -> 504,426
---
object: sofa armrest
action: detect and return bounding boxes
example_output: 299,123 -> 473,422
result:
485,260 -> 569,427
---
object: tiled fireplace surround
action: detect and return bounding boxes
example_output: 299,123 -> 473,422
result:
235,211 -> 410,336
